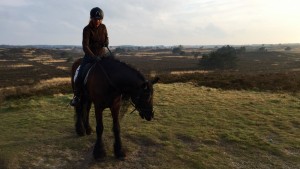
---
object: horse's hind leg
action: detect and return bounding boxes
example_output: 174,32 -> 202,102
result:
93,105 -> 106,159
111,97 -> 126,159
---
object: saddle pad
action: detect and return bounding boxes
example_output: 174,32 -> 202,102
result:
73,66 -> 81,83
73,64 -> 96,85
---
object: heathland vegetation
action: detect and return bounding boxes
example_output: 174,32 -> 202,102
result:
0,44 -> 300,168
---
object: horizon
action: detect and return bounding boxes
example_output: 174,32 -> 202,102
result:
1,43 -> 300,48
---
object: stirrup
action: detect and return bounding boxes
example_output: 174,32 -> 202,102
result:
70,96 -> 80,106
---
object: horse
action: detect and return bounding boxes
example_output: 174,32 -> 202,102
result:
71,56 -> 159,159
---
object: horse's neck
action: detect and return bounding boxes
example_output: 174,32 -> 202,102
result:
103,59 -> 145,90
118,67 -> 144,89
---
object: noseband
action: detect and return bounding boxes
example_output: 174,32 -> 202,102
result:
129,101 -> 153,115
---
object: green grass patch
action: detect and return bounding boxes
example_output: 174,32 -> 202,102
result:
0,84 -> 299,168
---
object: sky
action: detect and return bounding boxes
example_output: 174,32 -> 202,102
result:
0,0 -> 300,46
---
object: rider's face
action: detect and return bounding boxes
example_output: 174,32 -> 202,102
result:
92,18 -> 102,27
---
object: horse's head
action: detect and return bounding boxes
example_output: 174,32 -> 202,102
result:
131,77 -> 159,121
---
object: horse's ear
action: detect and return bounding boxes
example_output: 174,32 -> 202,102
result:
151,77 -> 160,84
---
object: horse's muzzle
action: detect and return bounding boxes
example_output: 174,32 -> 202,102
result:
139,110 -> 154,121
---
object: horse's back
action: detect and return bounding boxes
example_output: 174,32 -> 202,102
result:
72,58 -> 82,75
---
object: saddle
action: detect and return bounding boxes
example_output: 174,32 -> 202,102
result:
74,62 -> 96,85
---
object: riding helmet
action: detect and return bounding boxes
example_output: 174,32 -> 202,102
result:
90,7 -> 104,19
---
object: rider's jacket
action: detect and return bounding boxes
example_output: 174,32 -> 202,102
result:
82,22 -> 109,57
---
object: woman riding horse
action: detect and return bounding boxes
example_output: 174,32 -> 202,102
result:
70,7 -> 109,106
70,7 -> 159,160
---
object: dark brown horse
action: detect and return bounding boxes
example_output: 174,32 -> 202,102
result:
71,57 -> 159,159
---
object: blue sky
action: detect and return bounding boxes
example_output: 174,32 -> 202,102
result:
0,0 -> 299,46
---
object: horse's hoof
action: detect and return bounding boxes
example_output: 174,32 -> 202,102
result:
115,150 -> 126,160
76,130 -> 86,137
93,142 -> 106,160
93,150 -> 106,160
76,131 -> 85,137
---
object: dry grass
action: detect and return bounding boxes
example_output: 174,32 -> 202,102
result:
0,77 -> 71,103
1,47 -> 300,92
0,64 -> 33,68
170,70 -> 211,75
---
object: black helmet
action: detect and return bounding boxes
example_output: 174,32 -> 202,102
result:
90,7 -> 104,19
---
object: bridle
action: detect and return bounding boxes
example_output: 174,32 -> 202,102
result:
129,85 -> 154,115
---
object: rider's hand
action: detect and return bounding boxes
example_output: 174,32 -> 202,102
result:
104,39 -> 109,47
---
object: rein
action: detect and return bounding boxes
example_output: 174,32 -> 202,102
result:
95,47 -> 120,90
97,62 -> 139,115
129,101 -> 137,114
97,61 -> 119,90
96,62 -> 137,115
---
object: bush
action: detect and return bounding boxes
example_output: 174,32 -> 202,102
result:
199,45 -> 237,70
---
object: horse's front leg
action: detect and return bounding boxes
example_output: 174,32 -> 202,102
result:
93,105 -> 106,160
111,96 -> 126,159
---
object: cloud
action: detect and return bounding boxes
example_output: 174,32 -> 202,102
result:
0,0 -> 31,7
0,0 -> 299,45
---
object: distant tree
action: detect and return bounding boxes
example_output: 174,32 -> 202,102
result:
236,46 -> 246,54
172,47 -> 181,54
285,46 -> 292,51
240,46 -> 246,53
199,45 -> 237,70
258,47 -> 267,52
172,45 -> 183,55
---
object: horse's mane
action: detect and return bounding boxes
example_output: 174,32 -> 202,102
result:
100,57 -> 144,118
101,57 -> 146,82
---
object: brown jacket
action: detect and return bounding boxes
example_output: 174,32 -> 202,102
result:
82,22 -> 109,57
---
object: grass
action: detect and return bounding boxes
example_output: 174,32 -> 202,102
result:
0,83 -> 299,168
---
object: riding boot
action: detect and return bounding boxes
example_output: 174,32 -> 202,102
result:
70,91 -> 80,107
70,77 -> 82,106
